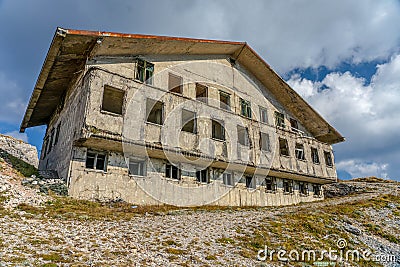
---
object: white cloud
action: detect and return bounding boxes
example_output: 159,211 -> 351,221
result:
208,0 -> 400,73
287,54 -> 400,179
336,160 -> 388,179
3,130 -> 28,143
1,1 -> 399,74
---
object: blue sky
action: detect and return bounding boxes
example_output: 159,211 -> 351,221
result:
0,0 -> 399,180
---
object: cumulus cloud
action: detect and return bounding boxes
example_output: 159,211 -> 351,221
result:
1,0 -> 399,74
336,160 -> 388,179
287,54 -> 400,180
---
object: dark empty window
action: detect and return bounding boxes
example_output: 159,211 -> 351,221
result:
237,126 -> 250,146
49,128 -> 55,152
54,123 -> 61,145
166,163 -> 180,180
290,118 -> 299,130
324,151 -> 333,167
260,107 -> 268,123
136,59 -> 154,84
264,177 -> 277,192
299,182 -> 309,196
42,137 -> 49,158
240,98 -> 252,118
129,159 -> 146,176
245,176 -> 256,189
196,83 -> 208,103
102,86 -> 125,115
283,179 -> 293,194
212,120 -> 225,141
275,111 -> 285,128
101,85 -> 125,115
219,91 -> 230,110
146,98 -> 163,125
182,109 -> 197,133
86,150 -> 107,171
279,138 -> 289,156
295,143 -> 305,160
223,173 -> 233,186
168,73 -> 183,94
260,132 -> 270,151
196,169 -> 209,183
311,148 -> 320,164
313,184 -> 322,196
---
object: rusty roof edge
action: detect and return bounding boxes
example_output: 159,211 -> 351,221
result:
237,44 -> 345,145
65,28 -> 246,46
20,27 -> 66,133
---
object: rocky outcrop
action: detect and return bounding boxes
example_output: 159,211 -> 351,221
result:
323,180 -> 399,198
0,134 -> 38,167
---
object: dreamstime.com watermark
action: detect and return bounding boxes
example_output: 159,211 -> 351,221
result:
256,238 -> 398,266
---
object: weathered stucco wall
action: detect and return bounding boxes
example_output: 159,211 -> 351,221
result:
40,54 -> 337,206
81,57 -> 336,181
39,72 -> 90,180
69,147 -> 323,206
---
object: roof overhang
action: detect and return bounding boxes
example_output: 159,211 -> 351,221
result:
20,27 -> 344,144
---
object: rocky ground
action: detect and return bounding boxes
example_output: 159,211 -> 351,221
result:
0,154 -> 399,266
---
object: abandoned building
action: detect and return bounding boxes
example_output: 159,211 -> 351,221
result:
20,27 -> 344,206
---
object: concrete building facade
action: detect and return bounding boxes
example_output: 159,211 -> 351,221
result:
20,28 -> 344,206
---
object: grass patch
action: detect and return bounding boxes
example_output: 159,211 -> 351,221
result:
162,239 -> 182,247
205,254 -> 217,260
0,149 -> 38,177
216,237 -> 235,245
165,247 -> 187,255
364,223 -> 399,244
234,195 -> 400,266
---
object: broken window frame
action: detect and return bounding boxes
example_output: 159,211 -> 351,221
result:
240,98 -> 252,118
295,143 -> 306,160
136,58 -> 154,85
146,98 -> 164,125
298,182 -> 309,196
181,109 -> 197,134
311,147 -> 320,164
222,172 -> 234,186
264,176 -> 277,192
245,176 -> 256,189
260,132 -> 270,151
212,119 -> 225,141
165,162 -> 181,180
237,125 -> 250,146
101,85 -> 125,115
279,138 -> 290,156
324,151 -> 333,167
128,159 -> 146,176
168,72 -> 183,94
290,118 -> 299,130
275,111 -> 285,128
313,184 -> 322,197
283,179 -> 293,194
196,168 -> 209,183
259,106 -> 268,124
219,91 -> 231,110
85,150 -> 107,171
195,83 -> 208,103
